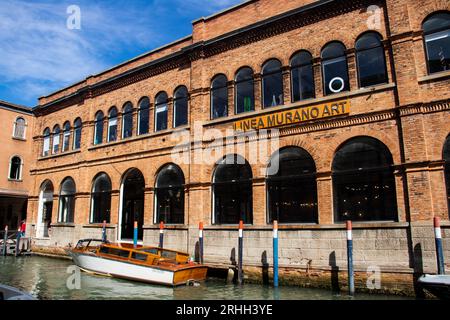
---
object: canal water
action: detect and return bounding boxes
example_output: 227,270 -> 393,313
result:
0,256 -> 412,300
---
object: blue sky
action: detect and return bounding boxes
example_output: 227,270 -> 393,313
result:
0,0 -> 243,107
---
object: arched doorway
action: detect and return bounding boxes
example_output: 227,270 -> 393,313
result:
37,180 -> 54,238
119,169 -> 145,241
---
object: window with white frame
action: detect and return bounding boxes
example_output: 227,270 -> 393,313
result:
9,156 -> 22,180
13,117 -> 26,139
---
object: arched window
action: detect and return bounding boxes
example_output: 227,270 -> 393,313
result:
155,92 -> 168,132
73,118 -> 82,150
173,86 -> 188,127
13,117 -> 26,139
444,135 -> 450,214
52,125 -> 61,154
267,147 -> 318,223
42,128 -> 51,156
90,173 -> 112,223
138,97 -> 150,135
262,59 -> 284,108
155,164 -> 185,224
108,107 -> 118,142
213,154 -> 252,224
235,67 -> 254,114
356,32 -> 388,87
62,121 -> 71,152
9,156 -> 22,180
58,177 -> 76,223
291,51 -> 315,102
332,137 -> 397,222
321,42 -> 349,95
423,12 -> 450,74
211,74 -> 228,119
122,102 -> 133,139
94,111 -> 104,145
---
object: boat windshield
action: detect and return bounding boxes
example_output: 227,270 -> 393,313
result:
139,248 -> 159,255
99,246 -> 130,258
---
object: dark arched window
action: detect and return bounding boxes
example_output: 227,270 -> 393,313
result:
155,92 -> 168,132
267,147 -> 318,223
211,74 -> 228,119
423,12 -> 450,74
444,135 -> 450,214
9,156 -> 22,180
155,164 -> 185,224
90,173 -> 112,223
213,154 -> 252,224
52,125 -> 61,154
94,111 -> 104,145
73,118 -> 82,150
108,107 -> 118,142
291,51 -> 315,102
122,102 -> 133,139
332,137 -> 397,222
42,128 -> 51,156
356,32 -> 388,87
13,117 -> 26,139
173,86 -> 188,127
235,67 -> 254,114
62,121 -> 71,152
138,97 -> 150,135
262,59 -> 284,108
321,42 -> 349,95
59,177 -> 76,223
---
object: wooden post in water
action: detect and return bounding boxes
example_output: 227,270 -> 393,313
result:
133,221 -> 138,247
273,220 -> 279,287
434,217 -> 445,275
102,220 -> 107,243
346,221 -> 354,296
238,220 -> 244,285
2,225 -> 7,256
199,222 -> 204,264
159,221 -> 164,249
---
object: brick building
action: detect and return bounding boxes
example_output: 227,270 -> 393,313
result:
0,100 -> 34,230
28,0 -> 449,294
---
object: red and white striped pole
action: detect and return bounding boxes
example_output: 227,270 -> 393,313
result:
159,221 -> 164,249
199,222 -> 204,264
434,217 -> 445,275
238,220 -> 244,285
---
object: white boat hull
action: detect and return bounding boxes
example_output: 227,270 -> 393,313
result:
69,251 -> 175,286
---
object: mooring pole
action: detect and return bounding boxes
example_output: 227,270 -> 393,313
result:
102,220 -> 107,243
133,221 -> 138,248
434,217 -> 445,275
2,225 -> 8,256
199,222 -> 204,264
346,220 -> 354,296
159,221 -> 164,249
238,220 -> 244,285
273,220 -> 279,287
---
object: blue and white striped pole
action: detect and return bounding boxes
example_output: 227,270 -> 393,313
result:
346,220 -> 355,296
199,222 -> 204,264
159,221 -> 164,249
133,221 -> 138,248
434,217 -> 445,275
273,220 -> 279,287
238,220 -> 244,285
102,220 -> 107,243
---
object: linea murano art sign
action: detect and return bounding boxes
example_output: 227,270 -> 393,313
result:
233,99 -> 350,131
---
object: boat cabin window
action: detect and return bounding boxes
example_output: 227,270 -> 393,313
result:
160,250 -> 177,260
131,252 -> 148,262
99,246 -> 130,258
140,248 -> 159,255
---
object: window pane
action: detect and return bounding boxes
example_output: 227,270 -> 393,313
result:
14,118 -> 26,139
323,58 -> 349,95
9,157 -> 21,180
425,30 -> 450,73
174,97 -> 188,127
108,118 -> 117,142
73,127 -> 81,149
138,99 -> 150,135
53,130 -> 60,154
155,104 -> 168,131
291,64 -> 315,102
94,120 -> 103,145
236,79 -> 254,114
43,135 -> 50,156
262,72 -> 284,108
122,111 -> 133,138
357,46 -> 388,87
211,87 -> 228,119
156,187 -> 184,224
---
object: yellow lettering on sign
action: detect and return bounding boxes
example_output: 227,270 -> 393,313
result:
234,100 -> 350,131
